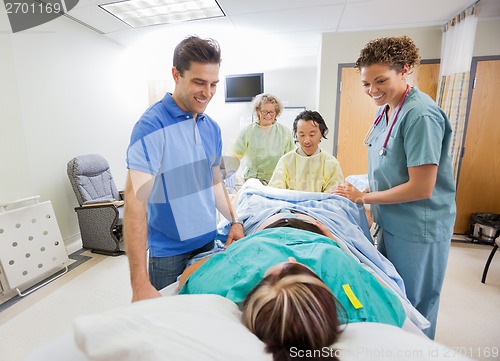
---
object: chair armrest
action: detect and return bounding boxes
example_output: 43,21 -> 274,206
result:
81,200 -> 124,207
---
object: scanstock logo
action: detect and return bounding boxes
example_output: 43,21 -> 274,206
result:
4,0 -> 79,33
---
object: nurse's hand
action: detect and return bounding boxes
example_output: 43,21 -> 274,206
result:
332,182 -> 366,204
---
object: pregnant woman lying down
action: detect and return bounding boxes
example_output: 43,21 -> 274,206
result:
178,221 -> 406,361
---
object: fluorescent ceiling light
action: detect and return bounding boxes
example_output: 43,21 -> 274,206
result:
100,0 -> 224,28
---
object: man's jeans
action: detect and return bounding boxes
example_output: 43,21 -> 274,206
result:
149,240 -> 214,291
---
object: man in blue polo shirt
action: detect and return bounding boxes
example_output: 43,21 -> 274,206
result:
124,36 -> 244,302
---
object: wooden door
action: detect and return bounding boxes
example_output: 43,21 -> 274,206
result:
336,67 -> 377,176
454,59 -> 500,233
336,62 -> 440,177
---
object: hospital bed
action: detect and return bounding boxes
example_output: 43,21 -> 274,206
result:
24,179 -> 473,361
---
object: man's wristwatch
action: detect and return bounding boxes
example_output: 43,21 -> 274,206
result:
231,218 -> 244,226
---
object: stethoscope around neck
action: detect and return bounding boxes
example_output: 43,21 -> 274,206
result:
363,84 -> 410,156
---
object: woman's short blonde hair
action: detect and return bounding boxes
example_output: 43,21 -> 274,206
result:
252,93 -> 284,123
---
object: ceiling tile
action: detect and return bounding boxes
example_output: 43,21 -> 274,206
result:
68,5 -> 131,33
61,0 -> 500,53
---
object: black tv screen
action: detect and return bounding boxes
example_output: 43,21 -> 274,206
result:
225,73 -> 264,102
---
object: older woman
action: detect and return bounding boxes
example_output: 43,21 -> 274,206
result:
228,93 -> 295,184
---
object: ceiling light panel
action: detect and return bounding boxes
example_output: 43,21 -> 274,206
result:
100,0 -> 224,28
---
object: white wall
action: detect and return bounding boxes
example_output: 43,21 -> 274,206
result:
212,65 -> 317,152
472,20 -> 500,55
0,10 -> 318,248
125,27 -> 318,152
0,9 -> 32,201
0,8 -> 147,243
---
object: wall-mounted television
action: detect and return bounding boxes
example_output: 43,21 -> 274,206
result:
225,73 -> 264,102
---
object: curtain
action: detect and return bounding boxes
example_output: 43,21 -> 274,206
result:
436,4 -> 478,182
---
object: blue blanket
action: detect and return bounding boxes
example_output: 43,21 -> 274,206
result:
218,179 -> 430,329
220,179 -> 403,292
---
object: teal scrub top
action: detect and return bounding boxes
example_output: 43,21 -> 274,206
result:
180,228 -> 406,327
367,87 -> 456,243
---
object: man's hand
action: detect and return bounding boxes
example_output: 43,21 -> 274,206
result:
225,223 -> 244,248
131,282 -> 162,303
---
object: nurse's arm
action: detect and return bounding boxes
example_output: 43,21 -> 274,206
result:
363,164 -> 438,204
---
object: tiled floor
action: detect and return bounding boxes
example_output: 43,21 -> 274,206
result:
435,241 -> 500,361
0,240 -> 499,361
0,250 -> 131,361
0,249 -> 92,314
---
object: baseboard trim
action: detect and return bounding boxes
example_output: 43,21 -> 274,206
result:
65,233 -> 82,255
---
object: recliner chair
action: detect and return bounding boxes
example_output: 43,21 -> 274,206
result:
67,154 -> 125,256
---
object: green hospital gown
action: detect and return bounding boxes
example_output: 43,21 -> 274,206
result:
230,122 -> 295,183
179,228 -> 406,327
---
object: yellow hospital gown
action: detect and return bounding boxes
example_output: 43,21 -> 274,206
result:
230,122 -> 295,183
268,148 -> 344,193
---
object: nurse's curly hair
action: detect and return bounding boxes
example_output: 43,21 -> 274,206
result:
355,35 -> 420,72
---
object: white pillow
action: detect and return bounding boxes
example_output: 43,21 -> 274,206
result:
74,294 -> 271,361
74,294 -> 472,361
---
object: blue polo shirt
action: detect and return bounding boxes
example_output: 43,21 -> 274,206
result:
127,93 -> 222,256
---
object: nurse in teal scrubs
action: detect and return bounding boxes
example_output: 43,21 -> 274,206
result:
333,36 -> 456,339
